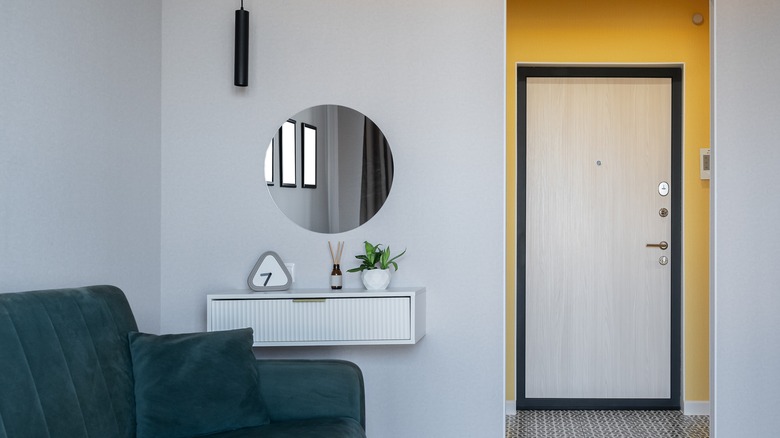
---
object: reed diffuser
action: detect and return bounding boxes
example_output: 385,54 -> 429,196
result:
328,241 -> 344,290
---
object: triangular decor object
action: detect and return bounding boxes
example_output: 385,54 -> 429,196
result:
247,251 -> 292,291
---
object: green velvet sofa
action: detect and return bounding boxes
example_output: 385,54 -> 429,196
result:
0,285 -> 366,438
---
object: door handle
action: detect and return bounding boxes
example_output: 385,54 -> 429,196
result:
646,241 -> 669,250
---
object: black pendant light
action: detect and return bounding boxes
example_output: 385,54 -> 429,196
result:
234,0 -> 249,87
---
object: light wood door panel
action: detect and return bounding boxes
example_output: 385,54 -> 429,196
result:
525,77 -> 672,399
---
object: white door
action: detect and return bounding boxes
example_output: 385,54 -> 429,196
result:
523,74 -> 676,405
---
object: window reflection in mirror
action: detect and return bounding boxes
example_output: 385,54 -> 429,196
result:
302,123 -> 317,189
279,120 -> 297,187
264,140 -> 273,185
265,105 -> 394,234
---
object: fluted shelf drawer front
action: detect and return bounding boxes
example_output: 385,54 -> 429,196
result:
210,297 -> 411,343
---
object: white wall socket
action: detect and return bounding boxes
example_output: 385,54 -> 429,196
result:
285,263 -> 295,282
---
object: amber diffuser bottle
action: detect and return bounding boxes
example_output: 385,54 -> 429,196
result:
331,264 -> 343,289
329,241 -> 344,290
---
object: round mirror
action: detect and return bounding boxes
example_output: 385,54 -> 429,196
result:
264,105 -> 394,233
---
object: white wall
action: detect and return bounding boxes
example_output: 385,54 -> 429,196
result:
161,1 -> 505,437
337,106 -> 366,231
0,0 -> 162,332
711,0 -> 780,436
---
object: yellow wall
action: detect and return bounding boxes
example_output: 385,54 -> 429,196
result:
507,0 -> 710,402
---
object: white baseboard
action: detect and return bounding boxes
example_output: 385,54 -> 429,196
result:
506,400 -> 517,416
683,401 -> 710,416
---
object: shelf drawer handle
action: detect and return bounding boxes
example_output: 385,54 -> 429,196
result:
292,298 -> 326,303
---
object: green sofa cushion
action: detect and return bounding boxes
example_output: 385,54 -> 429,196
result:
129,328 -> 270,438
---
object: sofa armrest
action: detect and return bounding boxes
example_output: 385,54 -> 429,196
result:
255,359 -> 365,428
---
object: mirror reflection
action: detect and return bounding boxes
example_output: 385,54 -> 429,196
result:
265,105 -> 394,234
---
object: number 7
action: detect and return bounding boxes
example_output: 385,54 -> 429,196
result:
259,272 -> 272,286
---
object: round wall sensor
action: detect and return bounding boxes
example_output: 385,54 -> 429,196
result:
692,13 -> 704,25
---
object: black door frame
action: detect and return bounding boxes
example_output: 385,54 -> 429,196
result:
516,66 -> 683,410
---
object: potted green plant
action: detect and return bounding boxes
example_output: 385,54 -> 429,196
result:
348,241 -> 406,290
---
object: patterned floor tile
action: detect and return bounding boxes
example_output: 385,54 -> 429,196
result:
506,410 -> 709,438
507,411 -> 582,437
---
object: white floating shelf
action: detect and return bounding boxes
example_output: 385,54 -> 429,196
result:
207,288 -> 426,346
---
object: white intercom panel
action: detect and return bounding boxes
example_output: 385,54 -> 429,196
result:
700,148 -> 711,180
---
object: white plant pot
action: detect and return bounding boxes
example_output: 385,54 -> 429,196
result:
361,269 -> 392,290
